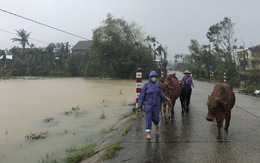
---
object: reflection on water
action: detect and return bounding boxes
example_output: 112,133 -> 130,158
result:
0,77 -> 136,162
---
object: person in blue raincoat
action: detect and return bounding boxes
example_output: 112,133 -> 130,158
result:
138,71 -> 170,140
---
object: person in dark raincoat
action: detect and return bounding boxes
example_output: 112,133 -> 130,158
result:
138,71 -> 170,140
179,70 -> 194,109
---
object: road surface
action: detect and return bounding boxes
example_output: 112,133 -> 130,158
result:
105,71 -> 260,163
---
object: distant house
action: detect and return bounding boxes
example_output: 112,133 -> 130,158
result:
0,50 -> 12,60
248,44 -> 260,70
235,44 -> 260,70
0,50 -> 4,56
0,54 -> 13,60
71,40 -> 93,55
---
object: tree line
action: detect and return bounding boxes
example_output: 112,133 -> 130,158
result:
0,13 -> 168,79
1,15 -> 259,92
175,17 -> 259,92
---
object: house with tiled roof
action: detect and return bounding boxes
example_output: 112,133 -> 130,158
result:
71,40 -> 93,55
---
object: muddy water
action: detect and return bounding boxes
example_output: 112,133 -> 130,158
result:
0,77 -> 136,162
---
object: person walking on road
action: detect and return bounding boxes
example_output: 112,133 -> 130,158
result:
179,70 -> 194,110
138,70 -> 170,140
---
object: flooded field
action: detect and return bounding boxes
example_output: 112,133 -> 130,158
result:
0,77 -> 136,162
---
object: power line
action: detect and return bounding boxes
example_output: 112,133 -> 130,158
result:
0,28 -> 15,35
0,8 -> 89,40
28,38 -> 49,45
0,28 -> 49,45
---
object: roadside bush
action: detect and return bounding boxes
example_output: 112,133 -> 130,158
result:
239,70 -> 260,94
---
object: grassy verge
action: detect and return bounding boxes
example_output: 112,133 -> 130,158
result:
65,143 -> 97,163
101,141 -> 123,160
121,124 -> 133,136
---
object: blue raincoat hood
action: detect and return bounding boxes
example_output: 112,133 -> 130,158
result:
149,71 -> 158,79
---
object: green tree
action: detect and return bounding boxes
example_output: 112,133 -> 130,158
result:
85,13 -> 158,79
145,36 -> 159,60
206,17 -> 237,55
206,17 -> 237,76
67,52 -> 87,76
188,17 -> 238,79
145,36 -> 169,76
11,29 -> 31,56
189,39 -> 216,69
53,42 -> 70,73
188,39 -> 217,78
13,42 -> 71,76
156,44 -> 168,76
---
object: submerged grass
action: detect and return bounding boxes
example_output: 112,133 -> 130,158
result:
64,105 -> 86,117
100,109 -> 106,119
100,99 -> 110,107
43,117 -> 54,122
25,131 -> 48,140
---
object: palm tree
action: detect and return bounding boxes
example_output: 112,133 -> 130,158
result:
11,29 -> 31,55
156,45 -> 168,76
145,36 -> 159,60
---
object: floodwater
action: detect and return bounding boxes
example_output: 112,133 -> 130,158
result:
0,77 -> 136,162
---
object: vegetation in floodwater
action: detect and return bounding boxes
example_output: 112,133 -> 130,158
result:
100,99 -> 110,107
100,109 -> 106,119
25,131 -> 48,140
43,117 -> 54,123
64,106 -> 86,117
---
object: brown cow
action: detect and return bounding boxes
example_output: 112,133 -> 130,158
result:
161,74 -> 181,121
206,83 -> 236,140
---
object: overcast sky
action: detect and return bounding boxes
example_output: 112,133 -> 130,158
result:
1,0 -> 260,59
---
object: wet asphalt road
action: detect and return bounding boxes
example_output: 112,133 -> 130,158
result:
105,72 -> 260,163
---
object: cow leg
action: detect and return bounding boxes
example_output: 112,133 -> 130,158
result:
160,105 -> 163,119
217,126 -> 222,140
217,122 -> 223,140
170,100 -> 176,116
167,101 -> 173,121
180,96 -> 185,114
162,103 -> 167,122
186,89 -> 192,112
224,112 -> 231,132
168,101 -> 173,121
184,97 -> 188,113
